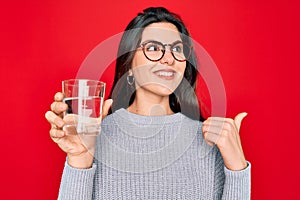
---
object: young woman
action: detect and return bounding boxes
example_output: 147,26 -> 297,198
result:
45,7 -> 251,199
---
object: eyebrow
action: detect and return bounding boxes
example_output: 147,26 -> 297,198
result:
141,40 -> 183,45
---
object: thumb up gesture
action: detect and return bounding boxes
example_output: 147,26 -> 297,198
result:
202,113 -> 248,171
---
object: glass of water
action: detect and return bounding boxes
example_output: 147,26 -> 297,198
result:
62,79 -> 106,135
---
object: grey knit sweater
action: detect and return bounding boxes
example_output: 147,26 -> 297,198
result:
58,108 -> 251,199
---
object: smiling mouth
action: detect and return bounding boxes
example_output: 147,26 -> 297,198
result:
153,70 -> 176,80
157,71 -> 174,77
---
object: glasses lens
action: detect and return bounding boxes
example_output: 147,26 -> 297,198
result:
172,42 -> 191,61
143,42 -> 164,61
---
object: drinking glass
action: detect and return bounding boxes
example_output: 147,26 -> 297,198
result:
62,79 -> 106,135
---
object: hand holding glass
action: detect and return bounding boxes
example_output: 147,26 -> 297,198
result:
62,79 -> 106,135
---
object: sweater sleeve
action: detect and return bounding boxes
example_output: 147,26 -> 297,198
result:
213,148 -> 251,200
58,160 -> 97,200
221,161 -> 251,200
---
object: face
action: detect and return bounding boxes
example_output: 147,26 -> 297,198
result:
131,22 -> 187,97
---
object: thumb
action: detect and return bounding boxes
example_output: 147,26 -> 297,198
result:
234,112 -> 248,132
102,99 -> 113,119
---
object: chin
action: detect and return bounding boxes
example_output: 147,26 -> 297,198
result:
140,84 -> 175,97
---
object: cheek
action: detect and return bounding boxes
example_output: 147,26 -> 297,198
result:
131,54 -> 152,85
132,51 -> 147,69
176,63 -> 186,78
133,65 -> 153,88
180,63 -> 187,73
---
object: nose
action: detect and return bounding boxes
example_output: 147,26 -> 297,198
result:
160,48 -> 175,65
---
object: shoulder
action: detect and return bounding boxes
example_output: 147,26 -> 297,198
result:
101,108 -> 124,126
179,114 -> 222,160
179,113 -> 203,133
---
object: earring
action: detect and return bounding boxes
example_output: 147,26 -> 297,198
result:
127,74 -> 134,85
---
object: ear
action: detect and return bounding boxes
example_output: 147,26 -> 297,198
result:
128,69 -> 133,75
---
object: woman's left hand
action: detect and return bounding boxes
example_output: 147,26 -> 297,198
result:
202,112 -> 248,171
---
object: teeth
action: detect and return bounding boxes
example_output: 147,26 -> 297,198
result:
157,71 -> 174,77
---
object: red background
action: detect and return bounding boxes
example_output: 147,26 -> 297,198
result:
0,0 -> 299,199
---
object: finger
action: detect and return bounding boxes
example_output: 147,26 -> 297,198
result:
102,99 -> 113,118
63,124 -> 79,136
63,114 -> 81,136
54,92 -> 64,101
202,123 -> 223,145
203,118 -> 234,132
45,111 -> 65,128
51,101 -> 68,115
205,140 -> 215,147
205,117 -> 234,126
234,112 -> 248,132
51,123 -> 57,129
63,114 -> 78,124
202,123 -> 224,135
203,131 -> 219,146
50,128 -> 65,139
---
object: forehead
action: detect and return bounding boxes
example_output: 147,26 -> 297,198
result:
141,22 -> 182,43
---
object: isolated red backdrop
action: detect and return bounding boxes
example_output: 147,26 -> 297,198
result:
0,0 -> 299,199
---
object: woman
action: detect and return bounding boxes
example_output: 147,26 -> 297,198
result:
45,7 -> 251,199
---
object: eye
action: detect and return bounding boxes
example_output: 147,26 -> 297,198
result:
172,44 -> 183,53
145,43 -> 162,52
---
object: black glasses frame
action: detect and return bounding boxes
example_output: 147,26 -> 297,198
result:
139,40 -> 192,62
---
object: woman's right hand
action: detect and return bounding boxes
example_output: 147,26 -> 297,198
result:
45,92 -> 113,169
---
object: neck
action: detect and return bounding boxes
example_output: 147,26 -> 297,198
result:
127,90 -> 174,116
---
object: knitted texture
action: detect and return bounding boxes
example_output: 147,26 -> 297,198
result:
58,108 -> 251,199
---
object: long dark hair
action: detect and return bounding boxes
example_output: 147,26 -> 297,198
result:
109,7 -> 203,121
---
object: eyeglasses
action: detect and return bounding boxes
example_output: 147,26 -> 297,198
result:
139,40 -> 192,62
